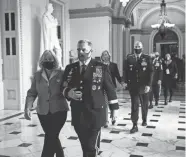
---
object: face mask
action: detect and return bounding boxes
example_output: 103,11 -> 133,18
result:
78,51 -> 91,62
43,61 -> 54,70
134,49 -> 142,54
155,55 -> 159,58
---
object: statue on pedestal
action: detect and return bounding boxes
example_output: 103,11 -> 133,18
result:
40,3 -> 62,68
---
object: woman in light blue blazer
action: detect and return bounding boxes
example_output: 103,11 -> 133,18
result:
24,50 -> 69,157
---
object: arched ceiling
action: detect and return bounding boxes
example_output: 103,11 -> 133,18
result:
132,0 -> 185,29
69,0 -> 185,26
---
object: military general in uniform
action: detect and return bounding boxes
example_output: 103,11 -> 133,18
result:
149,52 -> 163,109
124,41 -> 154,134
61,40 -> 119,157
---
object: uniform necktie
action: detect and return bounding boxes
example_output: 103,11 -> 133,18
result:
137,56 -> 140,64
81,64 -> 86,76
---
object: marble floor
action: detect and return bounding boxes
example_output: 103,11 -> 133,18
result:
0,91 -> 185,157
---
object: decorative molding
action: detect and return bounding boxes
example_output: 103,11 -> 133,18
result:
131,25 -> 185,35
149,26 -> 184,58
124,0 -> 142,19
7,89 -> 16,100
69,7 -> 113,19
112,17 -> 125,25
17,0 -> 24,107
130,28 -> 152,35
139,5 -> 185,29
137,8 -> 149,19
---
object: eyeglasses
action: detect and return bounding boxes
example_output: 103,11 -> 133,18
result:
77,48 -> 90,53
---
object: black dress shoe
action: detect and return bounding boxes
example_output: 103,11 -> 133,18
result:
130,125 -> 138,134
155,101 -> 158,106
164,101 -> 168,105
142,121 -> 147,126
112,120 -> 116,125
104,122 -> 109,128
169,99 -> 172,102
148,104 -> 153,109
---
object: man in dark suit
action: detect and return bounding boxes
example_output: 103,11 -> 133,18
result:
124,41 -> 153,134
149,52 -> 163,109
61,40 -> 119,157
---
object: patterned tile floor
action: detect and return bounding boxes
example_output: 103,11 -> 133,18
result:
0,91 -> 185,157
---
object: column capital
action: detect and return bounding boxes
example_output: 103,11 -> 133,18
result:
112,17 -> 125,25
69,7 -> 113,19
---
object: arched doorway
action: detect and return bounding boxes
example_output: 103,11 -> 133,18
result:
153,29 -> 179,58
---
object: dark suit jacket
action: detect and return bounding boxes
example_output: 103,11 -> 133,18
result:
124,53 -> 154,94
152,57 -> 163,85
61,59 -> 119,129
162,60 -> 178,88
108,62 -> 122,88
25,69 -> 69,115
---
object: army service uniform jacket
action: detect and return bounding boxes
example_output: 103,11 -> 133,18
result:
124,53 -> 154,94
61,59 -> 119,129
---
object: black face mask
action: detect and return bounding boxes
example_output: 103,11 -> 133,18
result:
155,55 -> 159,58
43,61 -> 54,70
134,49 -> 142,55
78,51 -> 91,62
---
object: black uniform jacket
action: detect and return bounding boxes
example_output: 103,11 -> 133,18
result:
61,59 -> 119,128
124,53 -> 154,94
152,57 -> 163,85
162,60 -> 178,88
108,62 -> 122,88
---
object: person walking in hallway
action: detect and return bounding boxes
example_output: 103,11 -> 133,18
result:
149,52 -> 163,109
61,40 -> 119,157
100,50 -> 124,127
24,50 -> 69,157
124,41 -> 154,134
162,53 -> 178,105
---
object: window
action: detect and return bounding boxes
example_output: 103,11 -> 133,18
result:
6,38 -> 10,55
5,12 -> 16,31
12,38 -> 16,55
5,13 -> 9,31
11,13 -> 15,31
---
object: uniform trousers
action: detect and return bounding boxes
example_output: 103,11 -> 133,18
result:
74,124 -> 101,157
149,84 -> 161,102
38,111 -> 67,157
129,91 -> 149,124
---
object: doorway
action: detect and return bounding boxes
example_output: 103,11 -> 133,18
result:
160,43 -> 178,58
153,29 -> 179,58
0,0 -> 19,110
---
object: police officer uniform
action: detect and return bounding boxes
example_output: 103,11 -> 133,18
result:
61,59 -> 119,157
149,56 -> 163,108
124,42 -> 153,134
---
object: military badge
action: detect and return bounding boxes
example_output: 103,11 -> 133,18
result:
63,81 -> 68,87
155,62 -> 159,67
69,68 -> 73,75
143,67 -> 146,71
95,66 -> 102,77
129,65 -> 133,71
92,85 -> 96,90
93,72 -> 97,78
141,61 -> 147,66
56,79 -> 60,83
